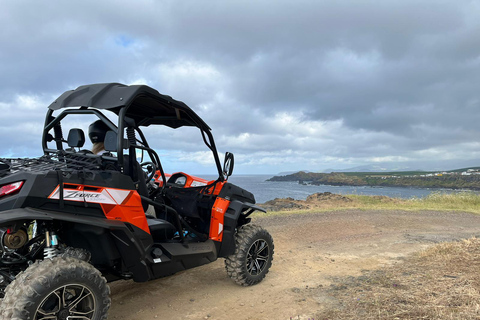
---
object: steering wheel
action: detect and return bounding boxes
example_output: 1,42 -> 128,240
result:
140,162 -> 157,182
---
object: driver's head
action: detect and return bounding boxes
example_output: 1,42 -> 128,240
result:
88,120 -> 109,144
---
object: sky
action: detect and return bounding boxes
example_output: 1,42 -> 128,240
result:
1,0 -> 480,175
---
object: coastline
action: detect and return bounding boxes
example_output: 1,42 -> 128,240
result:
267,171 -> 480,191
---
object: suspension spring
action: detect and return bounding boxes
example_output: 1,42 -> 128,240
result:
44,247 -> 58,259
126,127 -> 136,145
44,231 -> 59,260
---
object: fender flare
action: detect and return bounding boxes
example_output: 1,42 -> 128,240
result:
217,200 -> 266,257
241,202 -> 267,214
228,200 -> 267,220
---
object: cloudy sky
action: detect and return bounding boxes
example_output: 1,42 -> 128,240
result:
1,0 -> 480,174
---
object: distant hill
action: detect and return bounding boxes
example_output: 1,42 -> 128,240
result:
276,170 -> 313,175
322,164 -> 418,173
268,167 -> 480,189
447,166 -> 480,173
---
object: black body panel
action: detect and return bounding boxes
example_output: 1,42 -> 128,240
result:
147,217 -> 176,241
215,183 -> 266,257
219,183 -> 256,204
149,241 -> 217,279
0,207 -> 154,282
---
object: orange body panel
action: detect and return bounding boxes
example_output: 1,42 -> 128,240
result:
201,180 -> 227,196
168,172 -> 210,188
153,171 -> 171,187
206,181 -> 226,195
101,191 -> 149,234
48,184 -> 150,234
154,171 -> 226,195
183,173 -> 210,188
209,197 -> 230,242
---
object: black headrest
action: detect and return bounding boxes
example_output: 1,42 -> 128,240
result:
104,131 -> 117,152
67,128 -> 85,148
104,131 -> 130,152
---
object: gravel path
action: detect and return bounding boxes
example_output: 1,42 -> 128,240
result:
108,210 -> 480,319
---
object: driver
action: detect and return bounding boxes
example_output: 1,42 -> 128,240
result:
88,120 -> 110,155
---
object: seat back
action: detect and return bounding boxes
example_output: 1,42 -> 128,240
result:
123,155 -> 149,211
104,130 -> 117,152
67,128 -> 85,148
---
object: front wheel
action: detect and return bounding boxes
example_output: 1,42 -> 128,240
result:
225,224 -> 274,286
1,257 -> 110,320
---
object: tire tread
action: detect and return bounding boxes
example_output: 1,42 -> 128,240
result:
225,224 -> 274,286
0,257 -> 110,320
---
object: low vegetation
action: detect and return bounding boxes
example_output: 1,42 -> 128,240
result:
259,192 -> 480,319
258,192 -> 480,319
316,237 -> 480,319
257,191 -> 480,216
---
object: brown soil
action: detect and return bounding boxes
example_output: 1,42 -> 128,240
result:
318,238 -> 480,319
108,209 -> 480,320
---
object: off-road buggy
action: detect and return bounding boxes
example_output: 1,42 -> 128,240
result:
0,83 -> 274,319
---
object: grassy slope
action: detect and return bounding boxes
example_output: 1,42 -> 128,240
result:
261,193 -> 480,319
257,192 -> 480,217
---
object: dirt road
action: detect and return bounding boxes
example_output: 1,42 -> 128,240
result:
108,210 -> 480,319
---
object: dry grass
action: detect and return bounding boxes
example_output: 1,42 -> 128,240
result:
256,193 -> 480,319
316,238 -> 480,320
256,192 -> 480,217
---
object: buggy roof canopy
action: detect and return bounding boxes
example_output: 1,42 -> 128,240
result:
48,83 -> 210,130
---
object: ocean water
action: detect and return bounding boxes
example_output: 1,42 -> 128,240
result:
202,174 -> 468,203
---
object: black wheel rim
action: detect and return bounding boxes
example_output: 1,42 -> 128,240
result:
35,284 -> 96,320
246,239 -> 270,276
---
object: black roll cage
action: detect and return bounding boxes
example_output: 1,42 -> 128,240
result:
42,101 -> 225,184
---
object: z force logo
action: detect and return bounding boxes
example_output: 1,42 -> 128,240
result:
49,185 -> 131,205
64,191 -> 101,200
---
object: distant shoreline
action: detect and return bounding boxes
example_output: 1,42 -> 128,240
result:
270,180 -> 480,191
267,170 -> 480,190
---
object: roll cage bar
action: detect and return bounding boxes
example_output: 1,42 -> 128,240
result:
42,83 -> 225,182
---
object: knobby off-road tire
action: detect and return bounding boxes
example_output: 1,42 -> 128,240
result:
225,224 -> 274,286
61,247 -> 92,262
0,257 -> 110,320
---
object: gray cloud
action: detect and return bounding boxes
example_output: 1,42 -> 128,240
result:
1,0 -> 480,173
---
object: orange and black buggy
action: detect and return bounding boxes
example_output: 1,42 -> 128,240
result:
0,83 -> 274,319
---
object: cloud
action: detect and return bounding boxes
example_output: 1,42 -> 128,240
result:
1,0 -> 480,173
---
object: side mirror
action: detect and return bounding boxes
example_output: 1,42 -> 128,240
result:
223,152 -> 234,180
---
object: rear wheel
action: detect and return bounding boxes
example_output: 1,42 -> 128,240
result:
225,224 -> 274,286
1,257 -> 110,320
